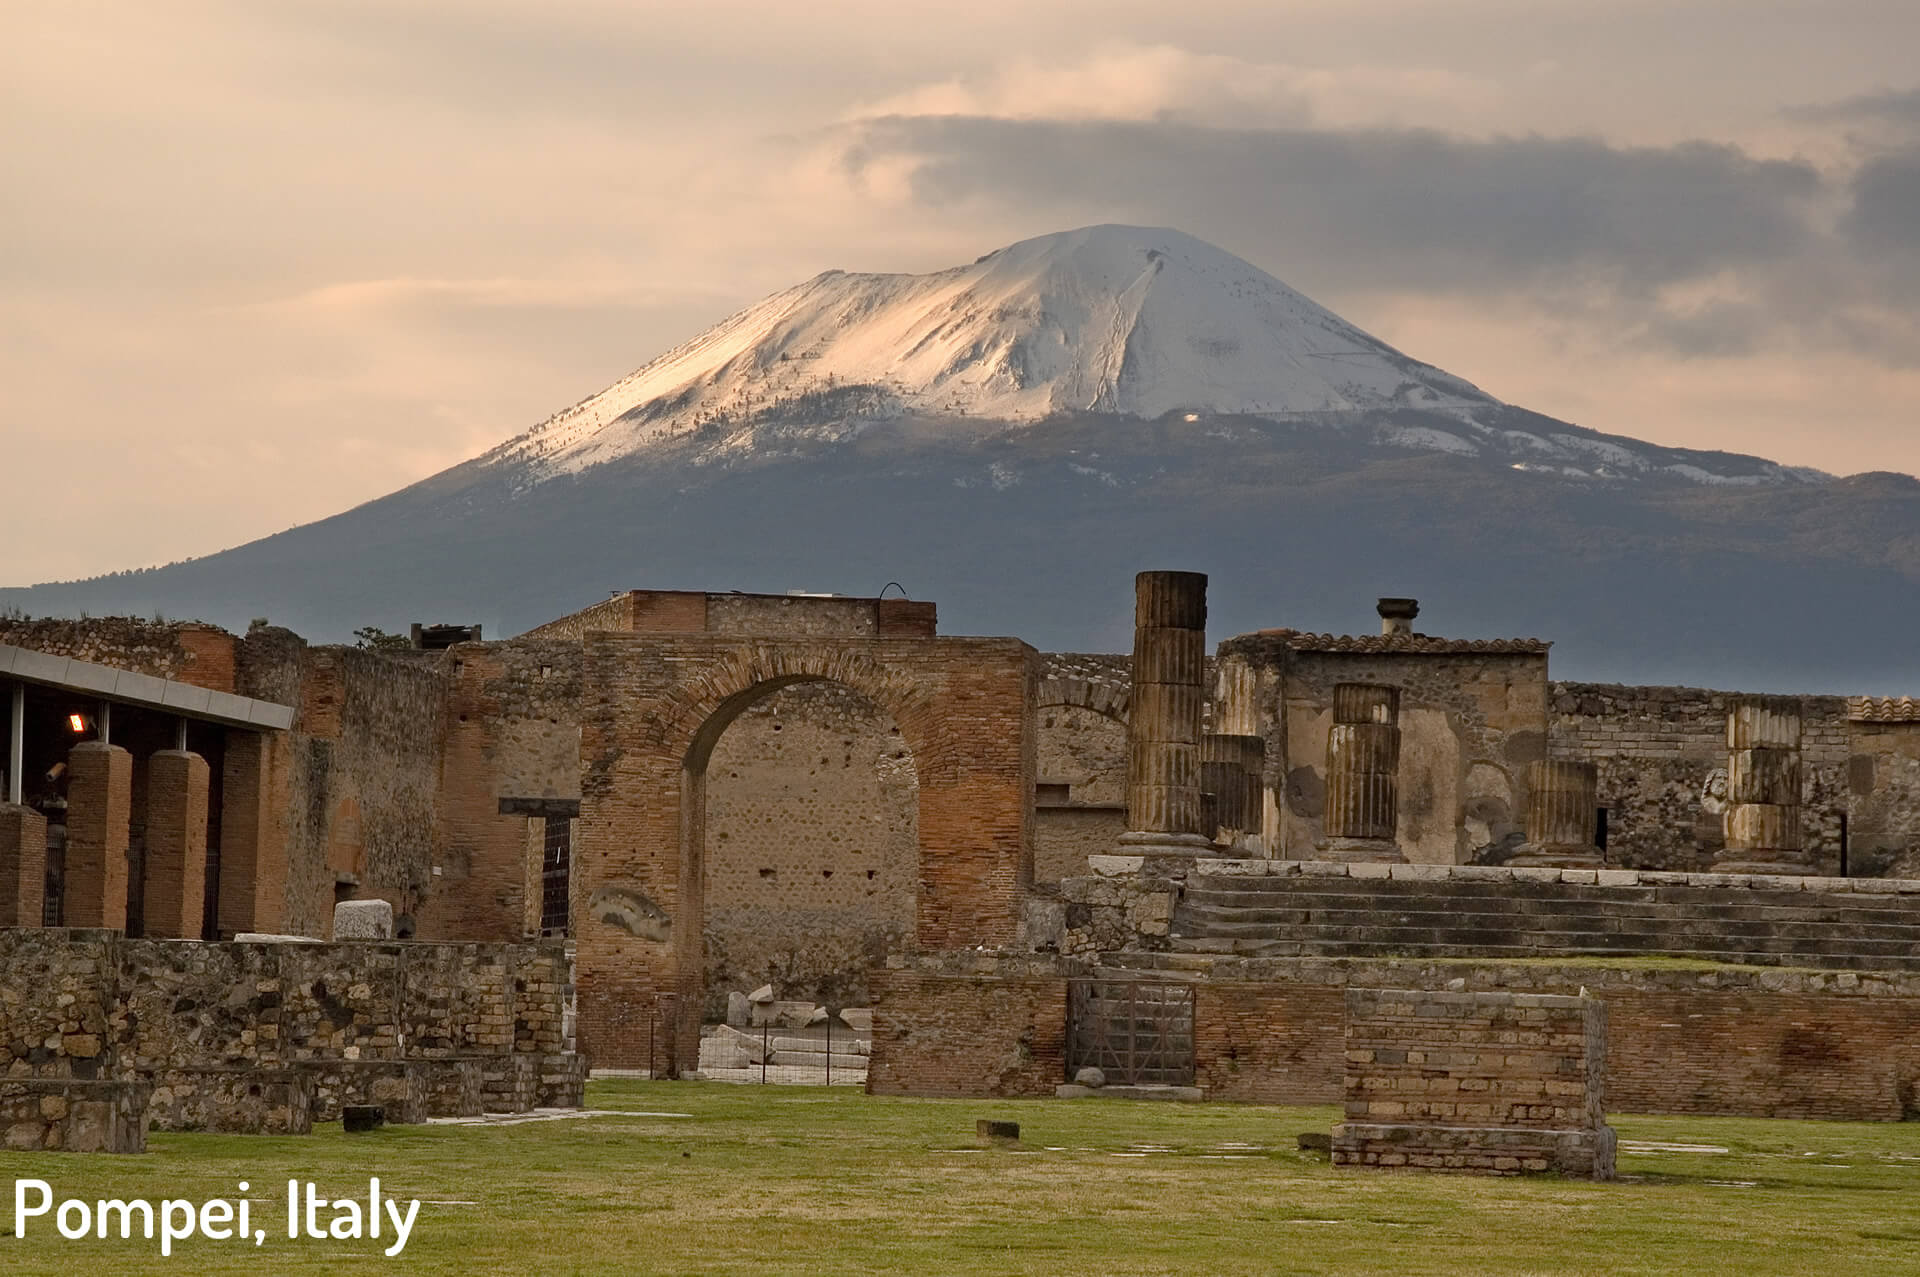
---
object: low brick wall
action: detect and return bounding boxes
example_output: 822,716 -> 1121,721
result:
1,1079 -> 149,1153
1331,988 -> 1615,1178
868,962 -> 1068,1097
873,953 -> 1920,1120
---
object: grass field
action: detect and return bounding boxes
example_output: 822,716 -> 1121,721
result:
4,1081 -> 1919,1274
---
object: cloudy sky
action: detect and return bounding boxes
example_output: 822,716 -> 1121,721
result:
7,0 -> 1919,584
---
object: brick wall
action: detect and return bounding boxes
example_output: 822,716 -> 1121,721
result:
870,954 -> 1920,1120
867,968 -> 1067,1096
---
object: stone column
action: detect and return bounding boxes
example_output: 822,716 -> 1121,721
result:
0,803 -> 47,927
143,750 -> 210,939
1120,570 -> 1214,854
1323,683 -> 1404,863
1509,760 -> 1602,867
1714,696 -> 1808,874
65,741 -> 132,929
1201,732 -> 1266,851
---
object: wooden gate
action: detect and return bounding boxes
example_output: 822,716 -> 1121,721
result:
1066,979 -> 1196,1085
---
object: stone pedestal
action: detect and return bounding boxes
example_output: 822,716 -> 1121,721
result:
142,750 -> 210,939
0,802 -> 47,927
334,897 -> 394,940
1713,696 -> 1810,874
1322,684 -> 1404,863
1121,571 -> 1216,856
1508,760 -> 1602,868
65,742 -> 132,930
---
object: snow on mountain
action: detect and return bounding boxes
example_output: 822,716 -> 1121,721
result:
480,224 -> 1825,489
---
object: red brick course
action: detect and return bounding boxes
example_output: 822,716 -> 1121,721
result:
143,750 -> 210,939
0,804 -> 47,928
65,742 -> 131,929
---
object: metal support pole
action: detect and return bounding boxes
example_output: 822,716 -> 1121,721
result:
175,717 -> 189,752
7,682 -> 23,805
98,700 -> 112,747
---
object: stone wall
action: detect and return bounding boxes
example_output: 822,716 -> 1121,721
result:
1841,720 -> 1920,878
1332,988 -> 1614,1178
1,1078 -> 149,1152
0,617 -> 237,691
870,952 -> 1920,1120
1550,682 -> 1849,874
0,928 -> 574,1088
1033,659 -> 1129,884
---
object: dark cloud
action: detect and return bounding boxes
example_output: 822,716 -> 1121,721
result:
1845,149 -> 1920,255
844,116 -> 1823,298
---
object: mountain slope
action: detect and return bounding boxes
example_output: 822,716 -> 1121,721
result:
4,225 -> 1912,693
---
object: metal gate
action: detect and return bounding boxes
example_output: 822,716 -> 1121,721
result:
1066,979 -> 1196,1086
540,815 -> 571,936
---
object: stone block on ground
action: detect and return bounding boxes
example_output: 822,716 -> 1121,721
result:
727,991 -> 751,1027
343,1105 -> 385,1133
838,1007 -> 874,1033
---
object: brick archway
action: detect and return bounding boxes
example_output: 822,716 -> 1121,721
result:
575,633 -> 1038,1070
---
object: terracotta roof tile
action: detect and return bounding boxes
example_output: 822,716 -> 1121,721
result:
1848,696 -> 1920,723
1235,629 -> 1551,655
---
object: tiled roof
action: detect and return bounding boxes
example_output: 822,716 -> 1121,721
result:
1848,696 -> 1920,723
1236,629 -> 1551,655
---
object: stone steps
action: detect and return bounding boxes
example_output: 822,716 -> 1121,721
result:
1167,872 -> 1920,971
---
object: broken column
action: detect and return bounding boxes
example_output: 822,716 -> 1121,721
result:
1713,695 -> 1808,874
1120,570 -> 1214,855
0,802 -> 47,927
1201,732 -> 1266,851
1508,760 -> 1602,868
1322,683 -> 1404,863
65,741 -> 132,929
142,750 -> 210,939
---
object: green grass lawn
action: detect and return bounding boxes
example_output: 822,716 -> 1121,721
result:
4,1081 -> 1918,1274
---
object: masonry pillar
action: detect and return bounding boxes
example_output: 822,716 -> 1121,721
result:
1509,760 -> 1602,868
1120,571 -> 1214,855
1323,683 -> 1404,863
219,730 -> 286,935
65,741 -> 132,929
1714,696 -> 1808,874
143,750 -> 210,938
1201,732 -> 1266,851
0,803 -> 47,927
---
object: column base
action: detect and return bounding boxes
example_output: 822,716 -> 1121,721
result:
1116,831 -> 1223,857
1709,854 -> 1815,876
1319,837 -> 1406,864
1506,844 -> 1604,869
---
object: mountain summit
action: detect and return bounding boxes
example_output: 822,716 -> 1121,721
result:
4,226 -> 1913,691
491,225 -> 1494,477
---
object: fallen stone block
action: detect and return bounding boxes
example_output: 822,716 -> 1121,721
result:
333,898 -> 394,940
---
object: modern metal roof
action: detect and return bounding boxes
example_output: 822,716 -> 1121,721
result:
0,644 -> 294,731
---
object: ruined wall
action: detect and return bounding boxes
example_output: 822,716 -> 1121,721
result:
424,640 -> 582,941
1842,720 -> 1920,878
867,963 -> 1069,1097
0,617 -> 237,691
1549,683 -> 1849,874
1249,647 -> 1549,863
871,953 -> 1920,1120
703,682 -> 917,1015
0,928 -> 571,1079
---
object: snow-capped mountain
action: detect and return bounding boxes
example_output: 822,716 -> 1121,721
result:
481,226 -> 1819,488
7,225 -> 1913,693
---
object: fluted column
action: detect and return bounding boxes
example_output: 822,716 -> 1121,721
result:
1120,570 -> 1215,854
1323,684 -> 1404,863
1201,732 -> 1265,851
1509,760 -> 1602,867
1713,696 -> 1809,874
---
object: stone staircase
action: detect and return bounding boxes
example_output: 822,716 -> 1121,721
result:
1168,872 -> 1920,970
